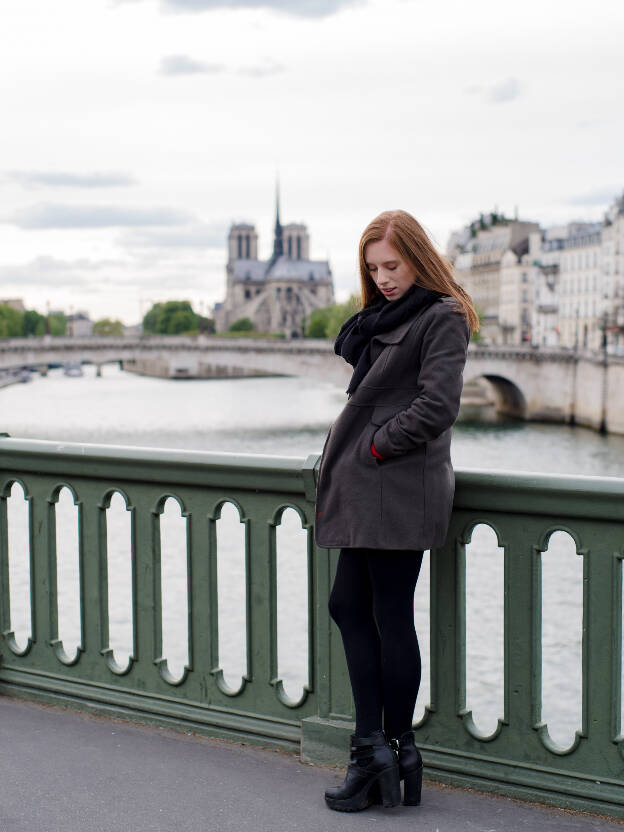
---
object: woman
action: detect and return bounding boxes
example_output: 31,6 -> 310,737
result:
315,209 -> 478,812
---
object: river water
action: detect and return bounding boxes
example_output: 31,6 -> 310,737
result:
2,363 -> 624,748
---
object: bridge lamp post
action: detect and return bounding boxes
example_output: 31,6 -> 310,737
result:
598,296 -> 609,434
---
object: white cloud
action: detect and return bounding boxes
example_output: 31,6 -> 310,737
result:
5,170 -> 137,188
568,187 -> 621,207
488,77 -> 522,104
0,0 -> 622,323
160,54 -> 225,75
119,222 -> 229,249
0,256 -> 125,287
159,0 -> 362,17
8,204 -> 193,230
237,58 -> 284,77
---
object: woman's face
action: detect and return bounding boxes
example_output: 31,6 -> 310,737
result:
364,238 -> 417,302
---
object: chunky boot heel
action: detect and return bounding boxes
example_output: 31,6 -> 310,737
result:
371,728 -> 424,806
324,730 -> 400,812
395,729 -> 423,806
377,766 -> 402,807
403,763 -> 423,805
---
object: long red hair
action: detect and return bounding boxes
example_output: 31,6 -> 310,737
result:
358,209 -> 479,335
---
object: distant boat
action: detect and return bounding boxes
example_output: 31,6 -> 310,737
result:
63,361 -> 84,377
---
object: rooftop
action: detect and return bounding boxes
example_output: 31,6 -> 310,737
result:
231,256 -> 331,282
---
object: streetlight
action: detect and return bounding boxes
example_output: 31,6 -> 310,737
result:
598,294 -> 610,434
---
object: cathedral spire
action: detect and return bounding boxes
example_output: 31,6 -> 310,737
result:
273,176 -> 283,258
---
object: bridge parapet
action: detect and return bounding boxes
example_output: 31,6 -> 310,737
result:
2,337 -> 624,434
0,436 -> 623,817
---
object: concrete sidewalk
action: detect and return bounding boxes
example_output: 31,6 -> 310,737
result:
0,697 -> 620,832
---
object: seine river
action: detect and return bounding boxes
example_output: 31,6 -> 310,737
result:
2,363 -> 624,748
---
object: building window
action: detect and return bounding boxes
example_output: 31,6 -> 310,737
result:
237,235 -> 243,258
296,236 -> 301,259
244,289 -> 251,299
288,237 -> 292,258
522,289 -> 528,302
245,234 -> 250,259
522,272 -> 528,283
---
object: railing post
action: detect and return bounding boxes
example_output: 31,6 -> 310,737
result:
423,517 -> 463,745
185,494 -> 215,702
76,485 -> 105,671
131,491 -> 160,684
582,522 -> 623,762
300,455 -> 353,763
246,503 -> 274,708
27,481 -> 56,666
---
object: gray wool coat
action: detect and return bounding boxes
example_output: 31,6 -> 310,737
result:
314,295 -> 470,551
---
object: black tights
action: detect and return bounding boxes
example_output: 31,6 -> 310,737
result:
328,547 -> 424,740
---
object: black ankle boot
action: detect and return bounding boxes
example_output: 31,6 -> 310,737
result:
324,729 -> 401,812
371,729 -> 423,806
394,729 -> 423,805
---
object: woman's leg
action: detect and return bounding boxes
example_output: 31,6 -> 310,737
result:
366,549 -> 424,740
328,548 -> 383,736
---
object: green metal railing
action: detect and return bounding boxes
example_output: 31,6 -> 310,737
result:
0,435 -> 623,817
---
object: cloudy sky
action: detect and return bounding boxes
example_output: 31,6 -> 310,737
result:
1,0 -> 622,323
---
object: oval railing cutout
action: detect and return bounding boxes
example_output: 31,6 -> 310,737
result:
6,481 -> 32,652
104,491 -> 133,670
464,523 -> 504,738
412,549 -> 430,725
215,501 -> 248,692
158,496 -> 189,682
540,529 -> 583,750
54,486 -> 82,661
275,506 -> 309,704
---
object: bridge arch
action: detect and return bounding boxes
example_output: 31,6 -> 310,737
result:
465,372 -> 528,420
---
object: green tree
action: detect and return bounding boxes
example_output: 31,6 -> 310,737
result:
167,308 -> 196,334
142,301 -> 199,335
22,309 -> 46,336
228,317 -> 255,333
198,315 -> 215,334
0,304 -> 24,337
326,294 -> 361,339
303,296 -> 361,340
157,301 -> 197,334
93,318 -> 124,336
305,307 -> 331,338
142,303 -> 163,334
470,303 -> 485,342
48,313 -> 67,336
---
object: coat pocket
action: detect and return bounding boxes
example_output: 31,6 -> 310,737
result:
371,402 -> 409,426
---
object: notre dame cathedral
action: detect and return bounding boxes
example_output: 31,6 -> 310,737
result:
213,189 -> 334,337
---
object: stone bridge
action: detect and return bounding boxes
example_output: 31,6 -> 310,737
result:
1,335 -> 623,434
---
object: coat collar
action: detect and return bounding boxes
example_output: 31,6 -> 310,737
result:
371,304 -> 432,346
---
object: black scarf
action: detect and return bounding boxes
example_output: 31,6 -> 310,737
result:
334,284 -> 444,395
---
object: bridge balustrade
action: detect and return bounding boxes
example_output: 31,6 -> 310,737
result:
0,436 -> 623,818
